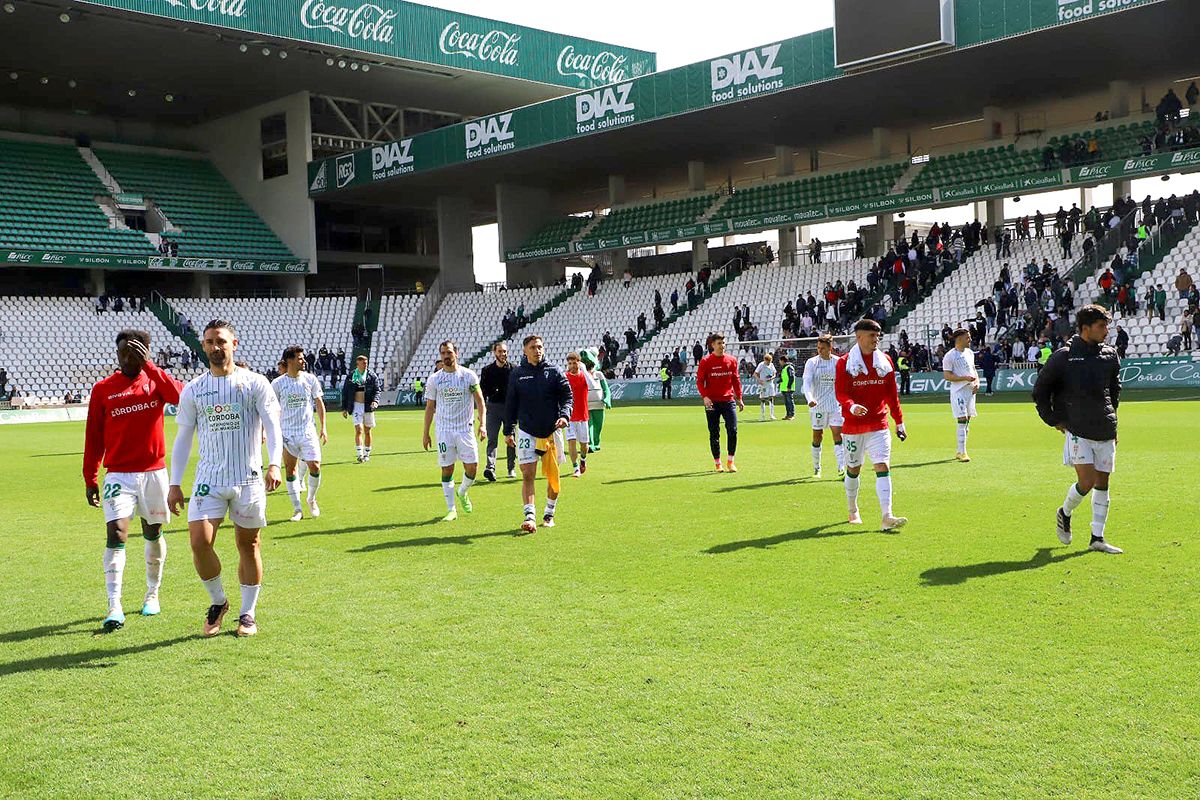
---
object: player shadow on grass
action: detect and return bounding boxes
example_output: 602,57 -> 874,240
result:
349,529 -> 520,553
0,617 -> 97,644
29,451 -> 85,458
889,458 -> 958,470
273,518 -> 445,540
920,547 -> 1092,586
704,523 -> 865,554
0,635 -> 195,676
604,471 -> 713,485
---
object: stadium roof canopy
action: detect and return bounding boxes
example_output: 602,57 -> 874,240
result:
0,0 -> 655,124
307,0 -> 1200,215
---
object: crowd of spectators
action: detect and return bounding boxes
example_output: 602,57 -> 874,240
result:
93,294 -> 147,314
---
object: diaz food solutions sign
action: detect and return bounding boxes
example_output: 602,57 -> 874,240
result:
74,0 -> 655,90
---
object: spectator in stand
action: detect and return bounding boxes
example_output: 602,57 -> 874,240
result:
1060,227 -> 1073,260
622,269 -> 632,288
1166,332 -> 1183,356
587,265 -> 601,297
692,341 -> 704,369
1180,310 -> 1194,351
1155,285 -> 1167,321
1034,210 -> 1045,239
1114,325 -> 1129,359
0,366 -> 6,395
896,351 -> 912,396
1187,81 -> 1199,107
637,312 -> 647,336
670,289 -> 679,313
1192,306 -> 1200,346
809,238 -> 822,264
978,347 -> 998,396
1176,268 -> 1193,300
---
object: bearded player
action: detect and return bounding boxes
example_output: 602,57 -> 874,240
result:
272,346 -> 327,521
834,319 -> 908,530
84,330 -> 183,631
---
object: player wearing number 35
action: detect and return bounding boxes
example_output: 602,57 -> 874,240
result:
83,329 -> 183,632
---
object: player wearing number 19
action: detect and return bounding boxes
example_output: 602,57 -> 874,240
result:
83,329 -> 183,631
167,320 -> 283,638
835,319 -> 908,530
422,341 -> 486,522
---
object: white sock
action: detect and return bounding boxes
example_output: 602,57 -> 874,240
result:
844,473 -> 860,511
356,445 -> 364,458
834,443 -> 846,470
1091,489 -> 1110,540
144,536 -> 166,596
876,472 -> 893,517
103,546 -> 126,610
769,399 -> 775,416
545,498 -> 558,517
1062,483 -> 1088,517
202,575 -> 226,605
442,480 -> 456,511
523,503 -> 536,520
812,444 -> 822,472
956,422 -> 969,453
307,471 -> 322,502
459,474 -> 475,495
365,446 -> 372,458
240,583 -> 261,617
297,460 -> 309,485
286,477 -> 303,512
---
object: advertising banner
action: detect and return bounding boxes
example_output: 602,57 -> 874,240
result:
0,250 -> 309,274
75,0 -> 654,91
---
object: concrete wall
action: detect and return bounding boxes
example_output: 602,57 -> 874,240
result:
189,91 -> 317,271
0,105 -> 194,149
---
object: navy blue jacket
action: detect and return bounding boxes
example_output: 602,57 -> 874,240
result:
503,357 -> 572,439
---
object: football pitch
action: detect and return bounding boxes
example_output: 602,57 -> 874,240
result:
2,393 -> 1198,799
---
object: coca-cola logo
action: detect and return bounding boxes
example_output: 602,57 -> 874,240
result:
163,0 -> 247,17
439,21 -> 520,66
557,46 -> 628,84
300,0 -> 396,44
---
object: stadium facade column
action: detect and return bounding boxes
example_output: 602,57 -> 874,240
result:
436,195 -> 476,292
1113,178 -> 1132,202
191,272 -> 211,298
1080,186 -> 1095,213
871,128 -> 892,159
688,161 -> 708,270
88,268 -> 105,296
983,198 -> 1005,233
775,146 -> 799,267
496,183 -> 563,288
874,213 -> 894,255
1108,80 -> 1132,119
609,175 -> 629,274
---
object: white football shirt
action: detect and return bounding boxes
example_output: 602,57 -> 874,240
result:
754,362 -> 776,384
802,355 -> 839,412
176,368 -> 281,487
427,366 -> 480,436
271,371 -> 322,438
942,347 -> 978,401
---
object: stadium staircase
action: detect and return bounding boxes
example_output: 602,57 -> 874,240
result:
148,291 -> 208,366
462,283 -> 582,368
889,160 -> 927,194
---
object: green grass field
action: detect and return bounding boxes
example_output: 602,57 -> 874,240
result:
2,393 -> 1198,799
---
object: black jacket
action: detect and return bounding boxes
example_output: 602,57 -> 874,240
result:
1032,336 -> 1121,441
503,357 -> 572,439
341,368 -> 380,412
479,361 -> 513,405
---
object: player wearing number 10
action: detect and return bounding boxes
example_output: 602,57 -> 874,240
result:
168,320 -> 283,638
422,341 -> 486,522
83,329 -> 183,631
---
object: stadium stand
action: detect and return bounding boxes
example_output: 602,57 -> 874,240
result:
588,194 -> 718,239
1098,225 -> 1200,356
715,163 -> 908,220
94,148 -> 295,259
169,296 -> 362,379
631,257 -> 885,377
511,215 -> 593,252
0,296 -> 197,404
0,139 -> 157,256
368,294 -> 427,378
399,285 -> 564,389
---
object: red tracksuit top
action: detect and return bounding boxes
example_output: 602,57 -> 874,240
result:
83,361 -> 183,487
834,352 -> 903,435
696,353 -> 743,402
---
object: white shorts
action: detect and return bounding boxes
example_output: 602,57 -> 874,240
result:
352,402 -> 376,429
951,393 -> 978,420
437,429 -> 479,467
843,429 -> 892,469
809,405 -> 844,430
760,383 -> 777,399
101,468 -> 170,526
283,429 -> 322,463
1063,434 -> 1116,473
565,420 -> 589,445
188,483 -> 268,528
514,427 -> 565,466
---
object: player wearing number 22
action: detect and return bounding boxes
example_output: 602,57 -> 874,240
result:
834,319 -> 908,531
84,329 -> 183,632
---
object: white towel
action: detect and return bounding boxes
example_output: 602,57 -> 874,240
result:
846,344 -> 894,378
